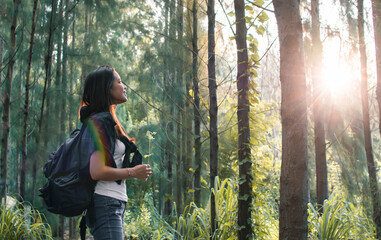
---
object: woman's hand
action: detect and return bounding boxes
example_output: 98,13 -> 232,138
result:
90,151 -> 152,181
129,164 -> 152,181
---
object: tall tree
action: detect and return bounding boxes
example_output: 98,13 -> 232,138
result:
21,0 -> 38,201
1,0 -> 21,203
273,0 -> 309,239
176,0 -> 184,215
163,0 -> 176,217
55,0 -> 63,140
233,0 -> 252,238
373,0 -> 381,138
32,0 -> 57,204
192,0 -> 202,207
311,0 -> 328,210
182,0 -> 195,209
207,0 -> 218,235
358,0 -> 381,237
69,7 -> 76,132
61,0 -> 69,139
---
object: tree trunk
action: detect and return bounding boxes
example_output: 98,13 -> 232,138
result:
233,0 -> 252,239
192,0 -> 202,207
0,26 -> 3,85
21,0 -> 38,201
159,0 -> 170,216
311,0 -> 328,210
359,0 -> 381,237
273,0 -> 309,239
1,0 -> 21,203
373,0 -> 381,137
164,0 -> 176,217
182,0 -> 195,209
59,215 -> 64,239
55,0 -> 63,140
61,0 -> 69,140
69,9 -> 76,132
69,217 -> 74,239
176,0 -> 184,215
207,0 -> 218,235
32,0 -> 56,204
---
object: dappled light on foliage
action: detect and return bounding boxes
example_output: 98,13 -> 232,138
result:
1,0 -> 381,238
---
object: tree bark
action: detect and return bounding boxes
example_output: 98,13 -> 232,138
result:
21,0 -> 38,201
176,0 -> 184,215
192,0 -> 202,207
69,7 -> 76,132
207,0 -> 218,235
32,0 -> 56,204
0,26 -> 3,86
311,0 -> 328,210
234,0 -> 252,239
55,0 -> 63,140
1,0 -> 21,203
273,0 -> 309,239
359,0 -> 381,237
373,0 -> 381,137
61,0 -> 69,140
163,0 -> 176,217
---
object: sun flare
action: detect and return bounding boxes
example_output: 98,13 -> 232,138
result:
321,39 -> 357,97
322,64 -> 352,95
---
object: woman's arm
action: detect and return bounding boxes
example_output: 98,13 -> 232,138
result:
89,151 -> 152,181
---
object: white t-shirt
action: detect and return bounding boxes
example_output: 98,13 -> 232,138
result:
94,139 -> 128,202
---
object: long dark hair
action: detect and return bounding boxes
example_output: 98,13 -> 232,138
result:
81,65 -> 115,112
80,66 -> 130,139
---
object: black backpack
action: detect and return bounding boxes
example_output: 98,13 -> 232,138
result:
39,125 -> 96,239
39,114 -> 143,239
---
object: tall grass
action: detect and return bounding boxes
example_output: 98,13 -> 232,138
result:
0,196 -> 52,240
308,193 -> 376,240
124,177 -> 278,239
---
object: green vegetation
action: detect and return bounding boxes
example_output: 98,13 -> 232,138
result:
0,197 -> 52,240
308,193 -> 376,239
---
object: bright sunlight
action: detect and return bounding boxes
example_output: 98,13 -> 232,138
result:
321,39 -> 357,98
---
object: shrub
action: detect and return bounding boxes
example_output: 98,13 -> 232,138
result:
308,193 -> 376,240
0,196 -> 52,240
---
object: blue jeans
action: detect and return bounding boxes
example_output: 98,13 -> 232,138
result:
86,194 -> 126,240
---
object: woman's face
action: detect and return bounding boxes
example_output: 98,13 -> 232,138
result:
109,71 -> 127,105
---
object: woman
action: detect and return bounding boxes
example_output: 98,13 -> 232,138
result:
80,65 -> 152,239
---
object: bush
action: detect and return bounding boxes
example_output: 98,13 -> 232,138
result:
308,193 -> 376,240
0,196 -> 52,240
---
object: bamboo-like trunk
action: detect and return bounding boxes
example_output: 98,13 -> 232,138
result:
358,0 -> 381,237
69,8 -> 76,132
176,0 -> 184,215
192,0 -> 202,207
311,0 -> 328,210
207,0 -> 218,235
55,0 -> 63,140
21,0 -> 38,201
61,0 -> 69,140
32,0 -> 56,204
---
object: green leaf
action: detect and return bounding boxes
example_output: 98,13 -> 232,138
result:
258,12 -> 269,23
201,177 -> 208,186
245,5 -> 253,11
227,11 -> 235,17
254,0 -> 264,6
256,25 -> 266,35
